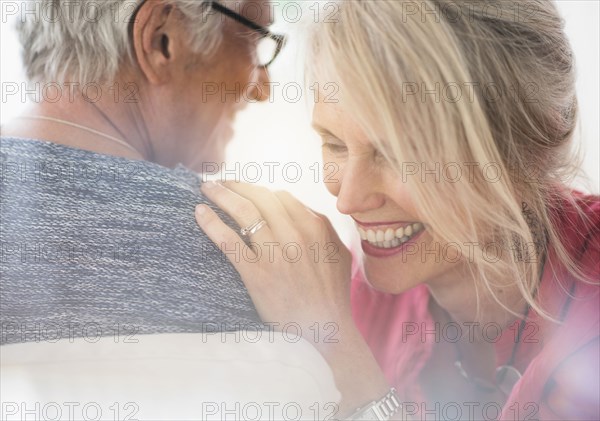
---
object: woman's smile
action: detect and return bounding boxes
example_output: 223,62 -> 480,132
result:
353,217 -> 426,256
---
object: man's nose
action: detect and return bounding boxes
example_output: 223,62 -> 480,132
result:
248,67 -> 271,102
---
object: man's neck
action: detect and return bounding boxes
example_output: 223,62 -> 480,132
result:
4,75 -> 155,163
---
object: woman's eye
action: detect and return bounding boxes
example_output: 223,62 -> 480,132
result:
322,143 -> 347,154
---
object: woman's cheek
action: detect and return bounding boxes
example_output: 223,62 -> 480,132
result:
384,170 -> 417,215
322,154 -> 343,197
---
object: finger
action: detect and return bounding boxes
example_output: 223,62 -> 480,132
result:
274,190 -> 321,228
276,191 -> 348,248
195,204 -> 255,276
218,181 -> 295,237
200,181 -> 272,242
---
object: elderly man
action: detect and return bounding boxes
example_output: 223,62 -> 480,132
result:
1,0 -> 285,344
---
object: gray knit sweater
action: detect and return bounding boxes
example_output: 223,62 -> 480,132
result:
0,137 -> 262,345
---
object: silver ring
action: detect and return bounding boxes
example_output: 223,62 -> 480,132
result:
240,218 -> 268,237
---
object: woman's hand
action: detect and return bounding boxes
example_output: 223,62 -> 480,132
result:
195,180 -> 354,337
195,180 -> 391,416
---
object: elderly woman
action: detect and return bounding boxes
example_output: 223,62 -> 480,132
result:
195,1 -> 600,420
1,0 -> 284,343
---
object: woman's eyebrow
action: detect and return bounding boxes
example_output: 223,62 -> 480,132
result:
311,123 -> 339,139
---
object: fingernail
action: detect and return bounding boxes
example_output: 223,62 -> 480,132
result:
195,204 -> 207,216
202,181 -> 220,190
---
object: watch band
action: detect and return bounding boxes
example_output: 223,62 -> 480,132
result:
346,388 -> 402,420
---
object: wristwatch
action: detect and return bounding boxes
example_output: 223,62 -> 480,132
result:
346,388 -> 402,420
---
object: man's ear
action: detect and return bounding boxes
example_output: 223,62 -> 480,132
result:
132,1 -> 178,85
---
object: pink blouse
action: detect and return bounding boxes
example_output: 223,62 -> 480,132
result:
351,192 -> 599,420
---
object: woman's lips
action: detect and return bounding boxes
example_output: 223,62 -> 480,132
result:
352,217 -> 411,228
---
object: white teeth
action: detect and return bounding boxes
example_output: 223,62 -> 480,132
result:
367,230 -> 376,242
384,229 -> 395,241
358,222 -> 425,249
358,227 -> 367,240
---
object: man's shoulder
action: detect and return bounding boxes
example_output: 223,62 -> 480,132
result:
1,136 -> 260,345
1,135 -> 200,192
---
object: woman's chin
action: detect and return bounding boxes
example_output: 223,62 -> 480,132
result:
362,259 -> 419,294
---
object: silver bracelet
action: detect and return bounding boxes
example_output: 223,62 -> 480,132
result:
345,387 -> 402,421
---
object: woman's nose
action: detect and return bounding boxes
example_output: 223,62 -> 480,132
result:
248,67 -> 271,102
331,160 -> 386,216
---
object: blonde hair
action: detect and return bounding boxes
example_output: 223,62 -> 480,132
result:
306,0 -> 596,321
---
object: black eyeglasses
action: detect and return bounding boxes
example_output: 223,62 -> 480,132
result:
129,1 -> 286,68
210,2 -> 287,68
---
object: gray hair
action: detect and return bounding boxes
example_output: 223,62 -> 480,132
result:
16,0 -> 230,84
